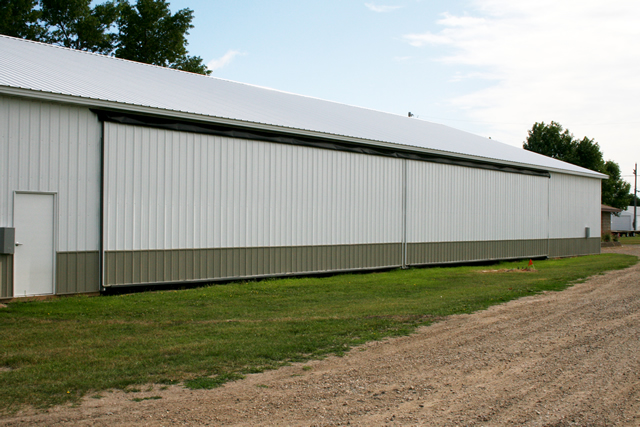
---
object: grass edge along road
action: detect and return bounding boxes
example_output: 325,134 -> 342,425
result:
0,253 -> 636,414
619,235 -> 640,245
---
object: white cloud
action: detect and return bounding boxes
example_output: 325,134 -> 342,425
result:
403,32 -> 452,47
403,0 -> 640,184
207,50 -> 242,71
365,3 -> 402,13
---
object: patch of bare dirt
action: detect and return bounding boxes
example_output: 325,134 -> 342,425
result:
479,259 -> 537,273
2,246 -> 640,426
478,268 -> 537,273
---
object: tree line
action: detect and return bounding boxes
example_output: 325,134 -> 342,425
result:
0,0 -> 210,74
524,121 -> 632,210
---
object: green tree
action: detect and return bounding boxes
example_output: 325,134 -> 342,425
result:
0,0 -> 211,75
0,0 -> 44,40
601,161 -> 632,209
170,54 -> 210,75
524,121 -> 632,210
523,121 -> 575,161
115,0 -> 210,74
40,0 -> 118,54
571,136 -> 604,172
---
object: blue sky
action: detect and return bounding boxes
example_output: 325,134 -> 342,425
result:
167,0 -> 640,189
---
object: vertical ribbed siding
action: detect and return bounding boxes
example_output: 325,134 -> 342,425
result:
104,123 -> 404,251
548,238 -> 601,257
0,95 -> 101,252
56,251 -> 100,294
104,243 -> 402,286
549,173 -> 601,238
408,239 -> 548,265
406,161 -> 549,243
0,254 -> 12,298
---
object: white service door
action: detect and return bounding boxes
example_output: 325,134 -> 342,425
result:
14,193 -> 55,296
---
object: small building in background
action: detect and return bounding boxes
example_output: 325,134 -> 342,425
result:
612,206 -> 639,235
601,204 -> 622,236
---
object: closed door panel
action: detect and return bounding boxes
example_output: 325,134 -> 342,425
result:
14,193 -> 55,296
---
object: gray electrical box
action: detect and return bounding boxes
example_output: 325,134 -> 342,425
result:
585,227 -> 591,238
0,228 -> 15,254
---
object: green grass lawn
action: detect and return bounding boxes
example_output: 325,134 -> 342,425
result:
0,253 -> 636,413
619,235 -> 640,245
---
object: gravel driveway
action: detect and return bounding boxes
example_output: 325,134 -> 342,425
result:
3,246 -> 640,426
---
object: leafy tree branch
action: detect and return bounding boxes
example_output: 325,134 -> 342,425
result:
524,121 -> 632,209
0,0 -> 211,75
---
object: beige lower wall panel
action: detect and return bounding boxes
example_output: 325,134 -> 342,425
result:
102,238 -> 601,287
548,238 -> 601,258
56,252 -> 100,294
104,243 -> 402,286
407,239 -> 549,265
0,254 -> 12,298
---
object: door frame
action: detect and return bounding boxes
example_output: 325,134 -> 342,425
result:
13,191 -> 58,297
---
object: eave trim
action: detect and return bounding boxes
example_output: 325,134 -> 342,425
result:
94,109 -> 551,178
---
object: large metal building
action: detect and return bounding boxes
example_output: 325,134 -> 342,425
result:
0,35 -> 604,298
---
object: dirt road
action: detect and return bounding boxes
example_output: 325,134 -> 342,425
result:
3,246 -> 640,426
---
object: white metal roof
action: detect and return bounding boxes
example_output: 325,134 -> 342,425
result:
0,35 -> 604,178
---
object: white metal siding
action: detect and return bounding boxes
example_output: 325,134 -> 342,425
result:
549,172 -> 601,238
0,95 -> 101,251
612,207 -> 638,231
406,161 -> 549,243
104,123 -> 404,251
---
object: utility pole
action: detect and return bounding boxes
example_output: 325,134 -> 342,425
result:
632,163 -> 638,232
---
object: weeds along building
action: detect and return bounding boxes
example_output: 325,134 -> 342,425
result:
0,35 -> 605,298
